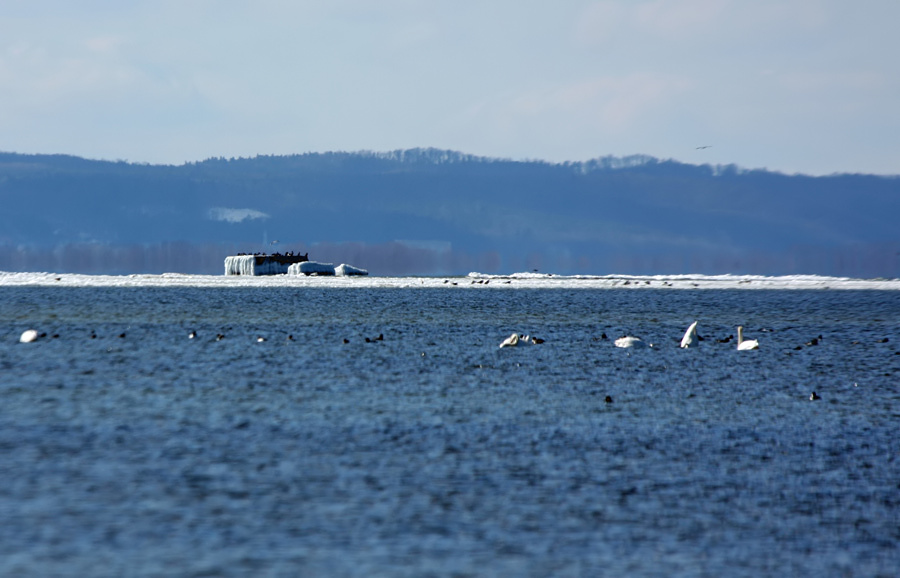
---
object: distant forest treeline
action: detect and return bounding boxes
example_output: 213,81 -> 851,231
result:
1,149 -> 898,277
0,241 -> 498,276
0,240 -> 894,278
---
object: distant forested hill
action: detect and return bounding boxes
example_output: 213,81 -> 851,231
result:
0,149 -> 897,276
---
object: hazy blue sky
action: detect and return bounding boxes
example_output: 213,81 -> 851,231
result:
1,1 -> 897,175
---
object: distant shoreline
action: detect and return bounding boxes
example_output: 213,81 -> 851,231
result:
2,271 -> 898,290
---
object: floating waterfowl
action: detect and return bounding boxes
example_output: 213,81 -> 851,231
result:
736,326 -> 759,350
810,391 -> 821,401
19,329 -> 39,343
499,333 -> 519,348
615,335 -> 648,348
499,333 -> 540,347
680,321 -> 699,349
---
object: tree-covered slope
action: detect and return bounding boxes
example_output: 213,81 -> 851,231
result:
0,149 -> 897,276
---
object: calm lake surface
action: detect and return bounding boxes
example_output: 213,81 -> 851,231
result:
1,285 -> 898,577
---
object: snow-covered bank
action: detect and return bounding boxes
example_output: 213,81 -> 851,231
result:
1,271 -> 898,290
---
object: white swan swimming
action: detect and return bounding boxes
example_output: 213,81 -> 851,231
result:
680,321 -> 699,348
19,329 -> 39,343
614,335 -> 648,348
736,326 -> 759,350
499,333 -> 520,348
500,333 -> 536,347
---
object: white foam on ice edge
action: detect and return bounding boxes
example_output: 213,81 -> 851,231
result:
1,270 -> 898,290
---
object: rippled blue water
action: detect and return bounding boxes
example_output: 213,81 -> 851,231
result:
1,286 -> 899,577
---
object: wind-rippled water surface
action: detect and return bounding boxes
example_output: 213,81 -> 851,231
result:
1,285 -> 899,577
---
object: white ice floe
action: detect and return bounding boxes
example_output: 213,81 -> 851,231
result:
334,264 -> 368,276
287,262 -> 367,276
288,261 -> 335,276
1,271 -> 899,290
